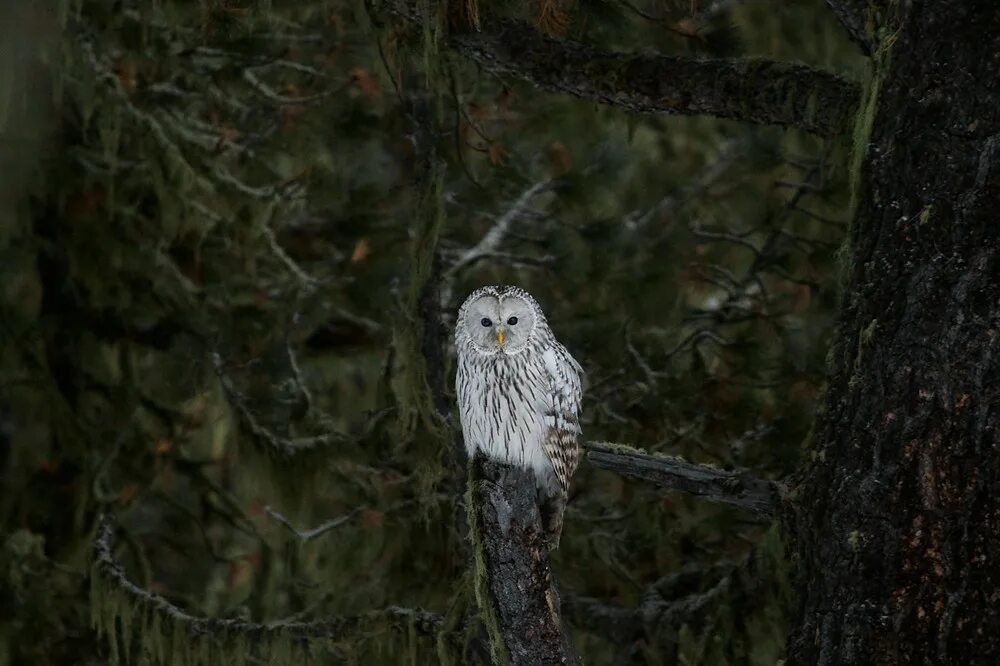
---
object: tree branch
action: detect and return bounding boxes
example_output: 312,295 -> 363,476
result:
562,555 -> 762,650
420,16 -> 860,136
212,352 -> 348,461
91,516 -> 444,662
467,456 -> 579,664
584,442 -> 782,518
823,0 -> 874,55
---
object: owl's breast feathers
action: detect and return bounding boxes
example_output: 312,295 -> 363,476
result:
456,336 -> 583,494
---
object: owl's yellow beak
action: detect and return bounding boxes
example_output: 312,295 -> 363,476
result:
496,330 -> 505,347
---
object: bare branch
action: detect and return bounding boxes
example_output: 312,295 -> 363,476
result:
562,556 -> 755,647
442,179 -> 553,309
264,506 -> 356,541
212,353 -> 349,460
823,0 -> 874,55
242,66 -> 350,105
264,495 -> 448,542
584,442 -> 783,518
447,180 -> 552,278
405,14 -> 860,136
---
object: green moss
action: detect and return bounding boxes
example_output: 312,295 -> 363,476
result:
839,29 -> 896,290
589,440 -> 643,455
436,577 -> 471,665
464,463 -> 510,665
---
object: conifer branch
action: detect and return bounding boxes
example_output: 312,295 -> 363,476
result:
91,517 -> 444,661
562,555 -> 760,645
385,7 -> 859,136
584,442 -> 783,517
212,352 -> 349,460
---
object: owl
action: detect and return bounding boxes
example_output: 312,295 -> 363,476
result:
455,285 -> 583,546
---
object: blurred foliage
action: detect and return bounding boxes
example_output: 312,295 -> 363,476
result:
0,0 -> 863,663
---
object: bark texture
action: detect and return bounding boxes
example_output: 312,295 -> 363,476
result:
385,1 -> 859,136
585,443 -> 782,518
450,19 -> 858,137
790,2 -> 1000,663
823,0 -> 874,55
468,455 -> 578,665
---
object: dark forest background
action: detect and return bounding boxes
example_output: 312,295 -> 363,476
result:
1,1 -> 866,663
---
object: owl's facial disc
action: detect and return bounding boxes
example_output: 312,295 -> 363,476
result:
464,293 -> 536,354
494,295 -> 536,354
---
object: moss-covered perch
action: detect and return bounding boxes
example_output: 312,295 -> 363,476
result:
585,442 -> 783,518
467,455 -> 579,664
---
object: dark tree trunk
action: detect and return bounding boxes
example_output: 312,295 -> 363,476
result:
468,455 -> 579,665
790,2 -> 1000,664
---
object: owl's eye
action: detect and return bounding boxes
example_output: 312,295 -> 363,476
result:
507,316 -> 518,326
480,318 -> 492,327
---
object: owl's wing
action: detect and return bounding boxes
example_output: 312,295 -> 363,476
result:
541,344 -> 584,493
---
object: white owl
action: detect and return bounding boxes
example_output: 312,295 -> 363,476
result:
455,285 -> 583,545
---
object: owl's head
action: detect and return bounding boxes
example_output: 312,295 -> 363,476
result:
457,285 -> 545,355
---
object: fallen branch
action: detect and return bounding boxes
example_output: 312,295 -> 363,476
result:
467,456 -> 580,664
584,442 -> 782,518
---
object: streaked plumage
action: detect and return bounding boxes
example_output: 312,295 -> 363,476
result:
455,285 -> 583,544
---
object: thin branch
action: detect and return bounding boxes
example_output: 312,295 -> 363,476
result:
384,8 -> 860,136
584,442 -> 783,518
441,179 -> 552,309
264,495 -> 447,542
242,67 -> 350,105
212,353 -> 349,460
264,506 -> 357,541
562,556 -> 752,645
822,0 -> 874,55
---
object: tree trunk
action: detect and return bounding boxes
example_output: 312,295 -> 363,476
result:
467,455 -> 579,665
790,2 -> 1000,664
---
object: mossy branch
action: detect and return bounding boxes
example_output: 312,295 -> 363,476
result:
466,455 -> 579,664
91,516 -> 445,663
584,442 -> 783,518
385,6 -> 860,136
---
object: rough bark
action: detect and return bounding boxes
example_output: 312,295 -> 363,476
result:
823,0 -> 874,55
386,3 -> 859,136
586,442 -> 782,518
789,2 -> 1000,664
451,19 -> 858,137
467,455 -> 579,665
